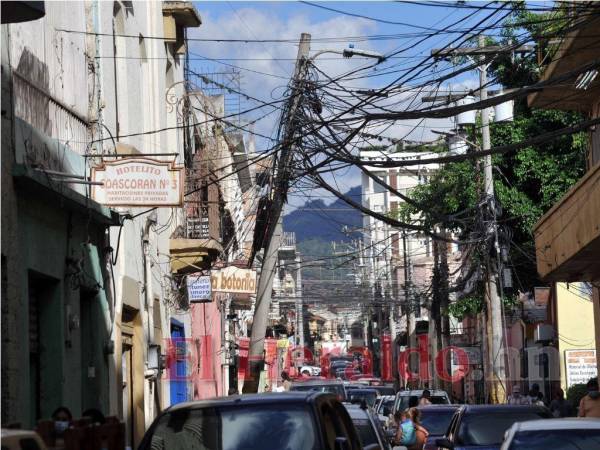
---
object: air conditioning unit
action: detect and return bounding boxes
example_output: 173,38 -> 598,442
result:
534,323 -> 555,343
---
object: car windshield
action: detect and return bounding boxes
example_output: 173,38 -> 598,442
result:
375,387 -> 395,396
419,410 -> 456,435
353,419 -> 379,447
377,399 -> 395,416
508,429 -> 600,450
291,384 -> 344,398
350,392 -> 377,407
144,404 -> 317,450
398,395 -> 448,410
459,412 -> 549,446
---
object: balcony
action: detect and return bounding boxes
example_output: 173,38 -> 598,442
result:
534,163 -> 600,281
277,232 -> 297,261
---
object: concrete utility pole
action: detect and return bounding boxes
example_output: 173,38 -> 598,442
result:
243,33 -> 311,393
402,231 -> 416,386
295,255 -> 304,350
478,34 -> 506,404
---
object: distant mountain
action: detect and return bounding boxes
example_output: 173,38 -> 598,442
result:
283,186 -> 362,243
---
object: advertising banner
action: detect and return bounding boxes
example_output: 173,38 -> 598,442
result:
92,157 -> 183,206
565,349 -> 597,387
186,274 -> 212,303
211,267 -> 257,294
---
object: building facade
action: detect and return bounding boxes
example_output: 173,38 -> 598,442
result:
1,4 -> 200,448
529,7 -> 600,374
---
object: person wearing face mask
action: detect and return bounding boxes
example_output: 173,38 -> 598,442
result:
579,377 -> 600,418
51,406 -> 72,437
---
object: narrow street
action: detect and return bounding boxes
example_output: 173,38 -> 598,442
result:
2,1 -> 600,449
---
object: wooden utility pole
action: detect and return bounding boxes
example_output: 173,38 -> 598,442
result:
243,33 -> 311,393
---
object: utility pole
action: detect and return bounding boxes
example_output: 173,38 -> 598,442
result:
478,34 -> 507,404
243,33 -> 311,393
295,255 -> 304,350
427,36 -> 528,403
402,230 -> 416,387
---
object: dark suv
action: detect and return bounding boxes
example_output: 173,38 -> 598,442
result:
139,392 -> 362,450
435,404 -> 552,450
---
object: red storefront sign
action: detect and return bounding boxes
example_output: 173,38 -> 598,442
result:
238,337 -> 250,381
381,334 -> 392,381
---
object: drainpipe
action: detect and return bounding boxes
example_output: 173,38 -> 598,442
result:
143,212 -> 157,349
142,212 -> 157,426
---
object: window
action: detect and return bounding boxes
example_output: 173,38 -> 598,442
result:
146,405 -> 317,450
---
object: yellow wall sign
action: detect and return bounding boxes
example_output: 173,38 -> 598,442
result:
92,157 -> 184,206
210,267 -> 257,294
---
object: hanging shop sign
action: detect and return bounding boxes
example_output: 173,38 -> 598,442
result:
210,267 -> 257,294
186,273 -> 212,303
91,157 -> 184,207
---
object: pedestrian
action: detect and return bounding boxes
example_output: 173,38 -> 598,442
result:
578,377 -> 600,418
418,390 -> 432,406
82,408 -> 105,425
407,408 -> 429,450
507,385 -> 531,405
281,371 -> 292,391
392,409 -> 416,449
228,387 -> 238,396
51,406 -> 72,438
527,383 -> 541,404
549,388 -> 573,417
534,391 -> 545,407
408,396 -> 419,408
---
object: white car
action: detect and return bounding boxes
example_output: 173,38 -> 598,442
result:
501,418 -> 600,449
374,395 -> 396,428
300,365 -> 321,376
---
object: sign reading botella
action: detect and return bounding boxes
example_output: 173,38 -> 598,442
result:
210,267 -> 257,294
92,157 -> 184,206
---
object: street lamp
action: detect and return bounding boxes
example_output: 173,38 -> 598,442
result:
309,46 -> 386,63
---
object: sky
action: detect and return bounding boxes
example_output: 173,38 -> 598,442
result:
186,1 -> 549,211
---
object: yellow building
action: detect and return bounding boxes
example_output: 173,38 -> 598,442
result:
556,283 -> 596,391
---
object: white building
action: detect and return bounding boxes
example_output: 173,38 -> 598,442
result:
360,147 -> 440,338
1,2 -> 200,446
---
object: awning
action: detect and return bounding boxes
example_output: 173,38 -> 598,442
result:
169,238 -> 223,273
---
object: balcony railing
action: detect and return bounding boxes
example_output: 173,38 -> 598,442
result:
13,71 -> 89,156
281,232 -> 296,249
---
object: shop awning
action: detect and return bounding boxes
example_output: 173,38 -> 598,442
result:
169,238 -> 223,273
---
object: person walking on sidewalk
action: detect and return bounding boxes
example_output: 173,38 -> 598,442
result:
579,377 -> 600,418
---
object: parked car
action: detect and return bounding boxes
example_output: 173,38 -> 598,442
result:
290,379 -> 348,401
435,405 -> 552,450
139,392 -> 362,450
394,389 -> 450,412
372,385 -> 396,396
417,405 -> 460,450
500,418 -> 600,450
1,429 -> 47,450
374,395 -> 396,427
301,365 -> 322,376
343,402 -> 391,450
348,389 -> 379,408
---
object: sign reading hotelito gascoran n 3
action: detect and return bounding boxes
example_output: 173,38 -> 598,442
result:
92,157 -> 184,207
